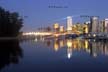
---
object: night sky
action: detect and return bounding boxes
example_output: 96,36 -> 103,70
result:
0,0 -> 108,32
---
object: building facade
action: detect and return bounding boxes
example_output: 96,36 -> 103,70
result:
91,17 -> 99,33
104,18 -> 108,33
67,16 -> 72,32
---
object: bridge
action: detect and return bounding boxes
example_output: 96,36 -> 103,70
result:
22,32 -> 53,36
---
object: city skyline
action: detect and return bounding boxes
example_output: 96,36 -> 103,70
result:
0,0 -> 108,32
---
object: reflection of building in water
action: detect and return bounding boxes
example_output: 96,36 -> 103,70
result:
46,40 -> 51,47
89,41 -> 108,57
67,39 -> 72,59
67,39 -> 72,48
44,37 -> 108,58
90,42 -> 97,57
84,40 -> 89,49
84,40 -> 90,53
104,42 -> 108,55
59,40 -> 64,48
54,38 -> 59,51
67,48 -> 72,59
67,39 -> 108,58
53,38 -> 66,51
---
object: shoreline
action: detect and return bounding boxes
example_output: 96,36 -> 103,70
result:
0,37 -> 19,40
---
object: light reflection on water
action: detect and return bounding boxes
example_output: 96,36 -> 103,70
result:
1,38 -> 108,72
32,38 -> 108,58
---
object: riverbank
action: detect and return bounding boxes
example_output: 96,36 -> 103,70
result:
0,37 -> 19,40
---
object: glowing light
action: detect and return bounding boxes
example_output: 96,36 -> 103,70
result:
67,48 -> 72,59
54,23 -> 59,29
94,40 -> 96,42
67,53 -> 71,59
60,26 -> 64,32
34,38 -> 37,42
67,40 -> 72,48
93,34 -> 96,37
54,40 -> 59,51
84,40 -> 88,49
60,40 -> 64,48
85,25 -> 88,33
22,32 -> 52,36
54,34 -> 59,37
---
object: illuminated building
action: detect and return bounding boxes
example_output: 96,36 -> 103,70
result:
83,24 -> 89,34
67,16 -> 72,33
104,18 -> 108,33
100,20 -> 105,32
74,23 -> 83,35
59,26 -> 64,32
53,23 -> 59,33
91,17 -> 99,33
99,18 -> 108,33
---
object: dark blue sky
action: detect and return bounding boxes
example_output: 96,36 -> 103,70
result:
0,0 -> 108,32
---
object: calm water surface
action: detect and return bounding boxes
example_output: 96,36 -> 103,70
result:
0,38 -> 108,72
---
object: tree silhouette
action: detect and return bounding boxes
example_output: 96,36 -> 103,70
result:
0,40 -> 23,71
0,7 -> 23,37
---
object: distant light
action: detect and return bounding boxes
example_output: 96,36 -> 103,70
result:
54,23 -> 59,29
34,38 -> 37,42
93,39 -> 96,42
93,34 -> 96,37
67,16 -> 72,19
92,17 -> 98,20
54,34 -> 59,37
67,53 -> 71,59
85,40 -> 88,49
67,40 -> 72,48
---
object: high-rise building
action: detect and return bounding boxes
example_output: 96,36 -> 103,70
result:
59,26 -> 64,32
91,17 -> 99,33
83,24 -> 89,34
85,21 -> 90,33
67,16 -> 72,32
105,18 -> 108,33
100,20 -> 105,32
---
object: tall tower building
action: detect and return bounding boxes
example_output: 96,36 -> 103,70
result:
67,16 -> 72,32
91,17 -> 99,33
100,20 -> 105,32
105,18 -> 108,33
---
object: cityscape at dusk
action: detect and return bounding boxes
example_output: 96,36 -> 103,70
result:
1,0 -> 108,32
1,0 -> 108,72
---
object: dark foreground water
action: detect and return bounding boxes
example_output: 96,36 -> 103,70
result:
0,38 -> 108,72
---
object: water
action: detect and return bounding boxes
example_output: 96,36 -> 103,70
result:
0,38 -> 108,72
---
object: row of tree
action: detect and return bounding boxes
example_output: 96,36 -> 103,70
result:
0,7 -> 23,37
